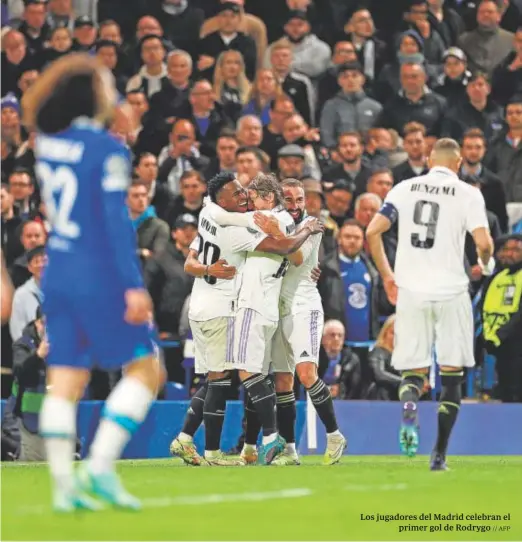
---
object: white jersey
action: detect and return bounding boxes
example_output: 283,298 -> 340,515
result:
237,208 -> 295,322
384,166 -> 489,299
280,216 -> 323,317
188,205 -> 267,321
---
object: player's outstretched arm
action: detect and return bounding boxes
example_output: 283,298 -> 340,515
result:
184,249 -> 236,280
472,227 -> 495,275
206,201 -> 254,228
366,213 -> 397,305
256,218 -> 323,256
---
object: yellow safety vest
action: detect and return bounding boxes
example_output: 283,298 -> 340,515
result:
482,269 -> 522,346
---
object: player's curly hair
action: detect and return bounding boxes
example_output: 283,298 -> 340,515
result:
207,171 -> 237,203
248,173 -> 284,207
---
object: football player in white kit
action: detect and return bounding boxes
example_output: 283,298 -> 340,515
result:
366,139 -> 494,470
171,172 -> 322,466
263,179 -> 347,466
208,173 -> 324,465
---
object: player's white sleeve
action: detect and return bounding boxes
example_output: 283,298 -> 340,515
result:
189,235 -> 201,252
222,226 -> 267,252
297,234 -> 320,263
206,201 -> 256,228
465,188 -> 489,234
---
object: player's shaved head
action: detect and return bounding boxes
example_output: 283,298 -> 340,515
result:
428,138 -> 462,173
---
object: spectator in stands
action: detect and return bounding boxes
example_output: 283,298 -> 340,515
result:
8,221 -> 46,289
485,96 -> 522,202
268,38 -> 315,125
323,180 -> 355,229
1,30 -> 35,97
8,169 -> 37,220
149,0 -> 204,63
260,95 -> 295,167
12,305 -> 48,461
126,34 -> 167,98
317,41 -> 358,119
337,7 -> 386,85
318,219 -> 383,341
236,146 -> 265,185
323,132 -> 373,195
363,127 -> 393,169
166,171 -> 206,228
197,2 -> 257,82
158,118 -> 209,195
124,90 -> 149,149
71,15 -> 96,52
458,0 -> 514,76
460,128 -> 508,231
236,114 -> 263,148
185,79 -> 231,158
302,178 -> 338,257
134,153 -> 174,222
368,315 -> 401,400
144,213 -> 198,383
1,94 -> 23,149
320,62 -> 382,150
131,16 -> 175,72
491,26 -> 522,107
397,0 -> 446,67
392,121 -> 429,184
200,0 -> 268,71
213,50 -> 251,123
442,71 -> 504,142
319,319 -> 362,400
427,0 -> 464,47
98,19 -> 132,75
242,68 -> 280,125
433,47 -> 471,106
127,180 -> 170,263
9,245 -> 44,342
276,144 -> 306,181
95,40 -> 127,94
17,0 -> 50,57
354,192 -> 381,229
46,0 -> 74,32
282,113 -> 321,180
1,185 -> 23,267
203,129 -> 238,180
40,26 -> 72,66
265,9 -> 330,83
15,69 -> 39,102
378,61 -> 447,137
481,233 -> 522,403
366,169 -> 394,201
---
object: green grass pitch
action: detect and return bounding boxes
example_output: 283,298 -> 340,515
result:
2,456 -> 521,541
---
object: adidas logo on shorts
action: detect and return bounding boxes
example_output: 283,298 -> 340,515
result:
300,350 -> 309,357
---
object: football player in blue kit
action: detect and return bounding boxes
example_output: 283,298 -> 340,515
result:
23,54 -> 165,512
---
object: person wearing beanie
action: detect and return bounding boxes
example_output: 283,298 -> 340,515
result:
433,47 -> 472,106
1,93 -> 24,148
264,9 -> 330,83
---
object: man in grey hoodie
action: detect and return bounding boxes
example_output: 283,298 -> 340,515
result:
320,62 -> 382,149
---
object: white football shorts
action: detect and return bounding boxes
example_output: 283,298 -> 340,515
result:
229,307 -> 277,375
392,288 -> 475,371
272,310 -> 324,373
190,317 -> 234,374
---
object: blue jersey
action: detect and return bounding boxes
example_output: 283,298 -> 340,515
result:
35,118 -> 155,370
35,119 -> 143,296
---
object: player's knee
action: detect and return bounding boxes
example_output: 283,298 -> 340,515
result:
275,372 -> 294,392
296,362 -> 317,388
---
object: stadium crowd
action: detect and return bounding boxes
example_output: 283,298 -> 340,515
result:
1,0 -> 521,428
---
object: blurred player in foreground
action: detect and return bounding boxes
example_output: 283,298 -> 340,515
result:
23,54 -> 165,511
366,138 -> 493,470
1,251 -> 13,324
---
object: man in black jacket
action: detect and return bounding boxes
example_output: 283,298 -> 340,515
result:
144,214 -> 197,382
491,27 -> 522,107
460,128 -> 508,231
197,2 -> 257,81
16,0 -> 51,58
391,121 -> 429,185
1,184 -> 23,267
433,47 -> 471,106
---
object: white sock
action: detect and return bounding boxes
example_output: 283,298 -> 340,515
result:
39,396 -> 77,494
178,432 -> 193,443
286,442 -> 296,454
204,450 -> 220,458
262,432 -> 277,446
89,377 -> 154,475
327,429 -> 342,438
